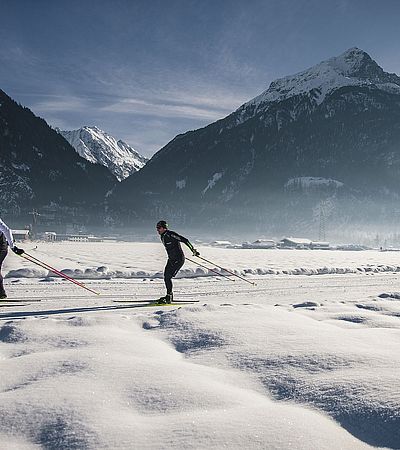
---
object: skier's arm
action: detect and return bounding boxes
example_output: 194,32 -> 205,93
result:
0,218 -> 24,255
169,231 -> 200,256
0,218 -> 15,248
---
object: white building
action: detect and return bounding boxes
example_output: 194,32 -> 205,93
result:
279,237 -> 312,249
242,239 -> 276,249
310,241 -> 330,250
12,229 -> 30,241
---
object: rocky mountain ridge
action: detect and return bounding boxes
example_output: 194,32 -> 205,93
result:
0,89 -> 116,225
109,48 -> 400,233
58,126 -> 148,181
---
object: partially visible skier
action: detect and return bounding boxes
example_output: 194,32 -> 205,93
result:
156,220 -> 199,303
0,218 -> 25,299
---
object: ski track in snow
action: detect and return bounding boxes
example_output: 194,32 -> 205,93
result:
1,243 -> 399,448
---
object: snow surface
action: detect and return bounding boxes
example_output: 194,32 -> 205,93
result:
1,242 -> 400,448
202,172 -> 223,195
285,177 -> 344,190
58,126 -> 148,181
176,179 -> 186,190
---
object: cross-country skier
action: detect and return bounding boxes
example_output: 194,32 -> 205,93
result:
156,220 -> 199,303
0,218 -> 25,299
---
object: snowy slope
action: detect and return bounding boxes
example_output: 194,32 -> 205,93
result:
242,47 -> 400,114
59,126 -> 148,181
1,243 -> 399,448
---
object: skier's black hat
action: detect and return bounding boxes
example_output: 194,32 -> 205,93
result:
156,220 -> 168,229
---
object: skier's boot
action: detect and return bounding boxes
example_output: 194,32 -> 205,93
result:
156,293 -> 173,304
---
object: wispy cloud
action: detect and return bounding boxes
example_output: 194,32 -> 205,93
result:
24,87 -> 250,123
30,95 -> 89,113
0,44 -> 40,66
101,95 -> 241,121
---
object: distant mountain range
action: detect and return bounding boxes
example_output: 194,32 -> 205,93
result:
58,126 -> 148,181
3,48 -> 400,235
0,89 -> 116,225
109,48 -> 400,234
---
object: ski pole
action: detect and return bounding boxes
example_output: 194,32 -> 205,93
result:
23,252 -> 90,288
186,257 -> 235,282
196,255 -> 256,286
22,253 -> 100,296
21,253 -> 100,295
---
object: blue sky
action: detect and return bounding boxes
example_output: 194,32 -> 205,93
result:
1,0 -> 400,157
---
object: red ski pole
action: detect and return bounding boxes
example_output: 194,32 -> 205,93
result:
21,253 -> 100,295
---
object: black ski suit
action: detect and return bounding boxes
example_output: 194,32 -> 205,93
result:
160,230 -> 195,294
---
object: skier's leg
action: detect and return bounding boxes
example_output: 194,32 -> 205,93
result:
164,260 -> 174,295
0,250 -> 8,298
171,258 -> 185,278
167,259 -> 185,301
162,259 -> 185,302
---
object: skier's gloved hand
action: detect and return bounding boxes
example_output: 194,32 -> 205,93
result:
12,246 -> 25,256
192,249 -> 200,257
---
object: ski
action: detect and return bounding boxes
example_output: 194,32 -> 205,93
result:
0,298 -> 42,302
112,299 -> 199,304
141,301 -> 198,308
0,303 -> 31,307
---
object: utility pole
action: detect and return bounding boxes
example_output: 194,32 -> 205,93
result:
28,209 -> 41,238
319,206 -> 326,241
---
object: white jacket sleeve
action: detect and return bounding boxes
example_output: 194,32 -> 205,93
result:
0,218 -> 15,248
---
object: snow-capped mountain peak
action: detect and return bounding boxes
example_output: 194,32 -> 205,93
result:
245,47 -> 400,110
58,126 -> 148,181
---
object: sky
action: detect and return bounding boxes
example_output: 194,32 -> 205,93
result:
1,0 -> 400,157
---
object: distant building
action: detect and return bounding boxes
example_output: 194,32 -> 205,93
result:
211,241 -> 232,247
336,244 -> 367,251
242,239 -> 276,249
39,232 -> 103,242
310,241 -> 330,250
87,236 -> 103,242
43,232 -> 57,242
12,229 -> 30,241
279,237 -> 312,249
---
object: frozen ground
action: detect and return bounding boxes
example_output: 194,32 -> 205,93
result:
0,242 -> 399,449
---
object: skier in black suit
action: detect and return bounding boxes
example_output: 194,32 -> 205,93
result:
156,220 -> 199,303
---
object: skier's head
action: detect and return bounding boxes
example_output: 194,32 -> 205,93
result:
156,220 -> 168,234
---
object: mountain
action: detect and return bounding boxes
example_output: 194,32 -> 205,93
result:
109,48 -> 400,234
58,126 -> 148,181
0,89 -> 116,224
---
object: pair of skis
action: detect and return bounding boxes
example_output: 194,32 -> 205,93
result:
113,299 -> 199,307
0,298 -> 199,308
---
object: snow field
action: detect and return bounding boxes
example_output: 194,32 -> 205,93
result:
150,302 -> 400,448
4,242 -> 400,281
1,243 -> 400,448
0,310 -> 370,449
